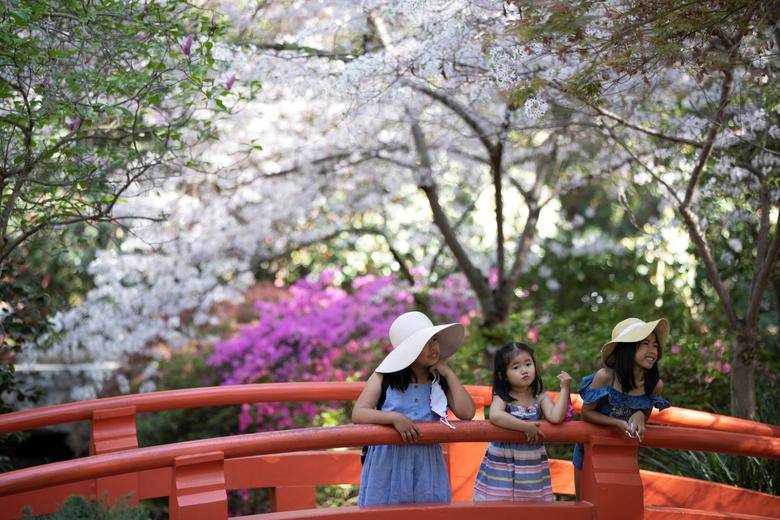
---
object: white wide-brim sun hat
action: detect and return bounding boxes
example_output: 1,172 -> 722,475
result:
601,317 -> 669,367
375,311 -> 465,374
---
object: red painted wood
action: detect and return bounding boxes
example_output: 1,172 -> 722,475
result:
1,382 -> 778,519
232,501 -> 597,520
1,422 -> 778,499
580,435 -> 644,520
2,384 -> 775,438
169,451 -> 227,520
90,406 -> 139,506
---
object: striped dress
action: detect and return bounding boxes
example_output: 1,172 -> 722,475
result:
473,400 -> 553,502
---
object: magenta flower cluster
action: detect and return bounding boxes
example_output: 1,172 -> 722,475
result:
209,271 -> 478,432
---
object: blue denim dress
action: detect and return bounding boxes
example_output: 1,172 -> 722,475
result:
572,371 -> 670,470
358,383 -> 450,507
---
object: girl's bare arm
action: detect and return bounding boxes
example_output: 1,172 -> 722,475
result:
435,362 -> 476,420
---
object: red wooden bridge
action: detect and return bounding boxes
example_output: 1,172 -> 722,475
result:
0,383 -> 778,519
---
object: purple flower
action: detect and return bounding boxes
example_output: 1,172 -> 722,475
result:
209,271 -> 479,432
68,116 -> 81,131
670,344 -> 681,355
181,34 -> 193,56
225,74 -> 236,90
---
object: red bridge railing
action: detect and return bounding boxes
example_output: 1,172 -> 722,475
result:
1,383 -> 779,519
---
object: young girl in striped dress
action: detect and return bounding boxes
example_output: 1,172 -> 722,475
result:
473,342 -> 571,502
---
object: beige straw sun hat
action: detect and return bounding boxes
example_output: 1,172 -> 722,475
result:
601,317 -> 669,367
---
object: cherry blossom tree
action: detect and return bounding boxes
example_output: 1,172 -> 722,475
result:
40,0 -> 608,383
508,0 -> 779,419
216,0 -> 619,326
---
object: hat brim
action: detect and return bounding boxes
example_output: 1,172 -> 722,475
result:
601,318 -> 669,367
375,322 -> 465,373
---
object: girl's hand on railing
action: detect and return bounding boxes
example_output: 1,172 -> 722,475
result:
615,419 -> 635,439
628,411 -> 646,441
521,421 -> 546,443
391,413 -> 421,442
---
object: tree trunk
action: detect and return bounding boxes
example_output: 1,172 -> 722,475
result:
731,330 -> 758,420
481,298 -> 509,328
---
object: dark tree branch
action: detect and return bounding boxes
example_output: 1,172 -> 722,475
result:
682,70 -> 734,209
745,210 -> 780,329
409,83 -> 496,155
410,119 -> 494,314
679,205 -> 740,330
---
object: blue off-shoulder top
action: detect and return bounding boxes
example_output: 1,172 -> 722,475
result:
572,371 -> 671,470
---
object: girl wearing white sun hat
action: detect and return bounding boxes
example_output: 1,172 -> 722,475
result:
572,317 -> 672,499
353,311 -> 476,507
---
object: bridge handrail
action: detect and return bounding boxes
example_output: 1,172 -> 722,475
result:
1,382 -> 778,438
0,420 -> 778,498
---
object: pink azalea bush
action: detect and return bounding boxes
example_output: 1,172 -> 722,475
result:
209,270 -> 478,432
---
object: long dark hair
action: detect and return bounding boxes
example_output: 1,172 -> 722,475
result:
492,342 -> 544,402
608,341 -> 660,394
382,366 -> 449,394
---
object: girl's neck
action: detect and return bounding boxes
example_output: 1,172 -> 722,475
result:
508,385 -> 535,403
410,364 -> 430,384
633,365 -> 646,386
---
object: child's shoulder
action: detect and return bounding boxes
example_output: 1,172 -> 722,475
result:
590,367 -> 613,388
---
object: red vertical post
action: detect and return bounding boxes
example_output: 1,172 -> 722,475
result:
169,451 -> 228,520
579,435 -> 643,519
90,406 -> 139,505
447,396 -> 486,501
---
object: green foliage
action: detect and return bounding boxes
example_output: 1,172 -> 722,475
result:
316,485 -> 359,508
0,258 -> 46,471
0,220 -> 119,470
22,495 -> 151,520
0,0 -> 236,264
639,448 -> 780,496
517,0 -> 773,102
639,393 -> 780,494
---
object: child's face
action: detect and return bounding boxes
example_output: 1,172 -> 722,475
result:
415,335 -> 441,367
505,350 -> 535,390
635,332 -> 659,370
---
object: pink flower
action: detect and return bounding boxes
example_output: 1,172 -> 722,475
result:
225,74 -> 236,90
550,353 -> 562,365
670,345 -> 681,355
487,268 -> 498,288
528,327 -> 539,344
721,363 -> 731,374
238,404 -> 252,431
181,34 -> 193,56
704,375 -> 714,384
558,342 -> 567,352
